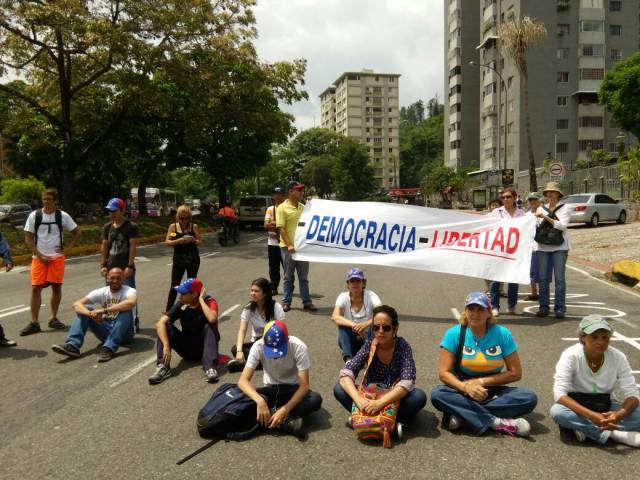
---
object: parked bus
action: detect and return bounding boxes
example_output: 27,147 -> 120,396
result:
130,188 -> 181,217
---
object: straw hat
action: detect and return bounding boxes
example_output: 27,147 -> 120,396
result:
542,181 -> 564,197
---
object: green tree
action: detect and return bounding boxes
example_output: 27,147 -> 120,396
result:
300,155 -> 336,198
600,51 -> 640,140
399,110 -> 444,187
0,176 -> 44,203
287,127 -> 345,176
617,146 -> 640,188
333,139 -> 375,201
421,164 -> 469,201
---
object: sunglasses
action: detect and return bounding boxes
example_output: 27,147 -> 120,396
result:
372,324 -> 393,332
179,216 -> 190,220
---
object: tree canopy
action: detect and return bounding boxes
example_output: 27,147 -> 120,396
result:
600,51 -> 640,140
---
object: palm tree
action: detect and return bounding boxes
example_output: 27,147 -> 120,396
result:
498,16 -> 547,192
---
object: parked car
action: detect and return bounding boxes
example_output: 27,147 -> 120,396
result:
237,195 -> 272,229
0,203 -> 33,225
559,193 -> 626,227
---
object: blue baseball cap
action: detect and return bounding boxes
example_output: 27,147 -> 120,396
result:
273,187 -> 284,195
346,267 -> 365,281
465,291 -> 490,309
262,320 -> 289,359
105,198 -> 125,211
174,278 -> 203,294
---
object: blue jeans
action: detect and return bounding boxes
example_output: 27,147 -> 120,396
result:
66,309 -> 134,352
490,281 -> 518,310
333,383 -> 427,424
280,248 -> 311,306
537,250 -> 568,313
550,402 -> 640,444
430,385 -> 538,434
337,327 -> 367,359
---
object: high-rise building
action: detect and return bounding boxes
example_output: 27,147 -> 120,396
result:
444,0 -> 638,182
319,70 -> 401,188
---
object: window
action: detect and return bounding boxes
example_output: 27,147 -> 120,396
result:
581,0 -> 603,7
557,72 -> 569,82
608,142 -> 618,153
556,142 -> 569,153
389,148 -> 393,153
578,139 -> 604,150
508,100 -> 514,112
484,82 -> 497,95
610,25 -> 622,35
557,95 -> 568,106
610,48 -> 623,60
507,122 -> 513,133
450,84 -> 462,96
557,48 -> 570,59
580,44 -> 604,56
558,24 -> 570,35
507,76 -> 513,88
580,68 -> 604,80
579,116 -> 603,127
388,128 -> 393,133
557,119 -> 569,129
609,0 -> 622,11
580,21 -> 604,32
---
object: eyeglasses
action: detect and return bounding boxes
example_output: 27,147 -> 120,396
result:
372,324 -> 392,332
501,195 -> 513,199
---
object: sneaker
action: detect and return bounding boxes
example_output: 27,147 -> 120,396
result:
491,308 -> 499,318
523,294 -> 539,301
574,430 -> 587,443
447,414 -> 464,431
148,364 -> 172,385
346,415 -> 353,429
205,368 -> 219,383
227,359 -> 244,373
271,287 -> 278,296
52,343 -> 81,358
610,430 -> 640,448
134,316 -> 140,333
97,346 -> 114,362
396,422 -> 404,440
0,338 -> 17,347
555,311 -> 566,319
536,309 -> 549,317
303,303 -> 317,312
282,304 -> 291,312
48,318 -> 67,330
493,417 -> 531,437
279,416 -> 305,439
20,322 -> 41,336
343,355 -> 352,363
507,307 -> 516,315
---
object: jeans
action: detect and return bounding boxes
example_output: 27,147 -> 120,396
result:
268,245 -> 283,291
337,327 -> 368,359
166,253 -> 200,311
537,250 -> 568,313
257,384 -> 323,418
66,309 -> 135,353
156,323 -> 220,370
430,385 -> 538,434
333,383 -> 428,425
550,402 -> 640,444
280,248 -> 311,306
490,281 -> 518,310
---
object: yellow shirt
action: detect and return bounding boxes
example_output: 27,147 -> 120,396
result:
275,199 -> 304,248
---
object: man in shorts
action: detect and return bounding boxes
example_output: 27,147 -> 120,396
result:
21,188 -> 81,336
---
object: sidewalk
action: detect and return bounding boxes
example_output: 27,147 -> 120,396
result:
567,222 -> 640,273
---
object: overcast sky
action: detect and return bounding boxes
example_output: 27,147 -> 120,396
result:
253,0 -> 444,131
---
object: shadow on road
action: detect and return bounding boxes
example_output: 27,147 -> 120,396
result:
0,346 -> 48,360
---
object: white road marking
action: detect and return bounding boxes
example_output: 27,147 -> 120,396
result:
110,304 -> 241,388
0,266 -> 28,274
0,306 -> 32,319
522,304 -> 627,319
562,337 -> 640,342
248,236 -> 266,244
134,256 -> 151,262
566,264 -> 640,300
0,304 -> 24,313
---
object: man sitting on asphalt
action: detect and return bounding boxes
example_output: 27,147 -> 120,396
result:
237,319 -> 322,438
51,267 -> 136,362
148,278 -> 221,385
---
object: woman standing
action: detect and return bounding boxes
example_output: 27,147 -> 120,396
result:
165,205 -> 201,312
431,292 -> 537,437
535,182 -> 571,319
331,268 -> 382,362
489,187 -> 525,316
550,315 -> 640,447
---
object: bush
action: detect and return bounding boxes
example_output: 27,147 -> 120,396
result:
0,176 -> 45,204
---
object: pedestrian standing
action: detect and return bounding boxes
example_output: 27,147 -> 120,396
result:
20,188 -> 81,336
0,229 -> 16,347
165,205 -> 201,312
524,192 -> 542,301
276,181 -> 316,312
264,187 -> 284,295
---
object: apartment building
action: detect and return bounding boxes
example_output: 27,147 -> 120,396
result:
444,0 -> 638,180
319,70 -> 401,188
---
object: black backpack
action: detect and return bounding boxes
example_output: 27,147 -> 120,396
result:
197,383 -> 259,440
34,209 -> 63,247
534,204 -> 564,246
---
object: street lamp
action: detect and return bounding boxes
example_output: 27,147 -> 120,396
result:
469,60 -> 508,174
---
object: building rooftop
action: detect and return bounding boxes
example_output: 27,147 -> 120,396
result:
332,70 -> 401,86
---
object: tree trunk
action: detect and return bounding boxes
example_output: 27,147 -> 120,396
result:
217,177 -> 227,206
522,73 -> 538,192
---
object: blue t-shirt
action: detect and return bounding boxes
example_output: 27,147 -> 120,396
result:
440,324 -> 517,378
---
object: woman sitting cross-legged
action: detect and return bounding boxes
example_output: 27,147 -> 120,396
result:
550,315 -> 640,447
431,292 -> 538,437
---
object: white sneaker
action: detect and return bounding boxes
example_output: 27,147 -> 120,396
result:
448,414 -> 463,431
492,308 -> 500,318
493,417 -> 531,437
205,368 -> 219,383
610,430 -> 640,448
574,430 -> 586,443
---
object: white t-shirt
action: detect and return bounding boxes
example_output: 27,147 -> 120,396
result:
86,285 -> 137,322
246,336 -> 310,385
264,205 -> 279,247
335,290 -> 382,323
240,302 -> 285,341
24,209 -> 77,258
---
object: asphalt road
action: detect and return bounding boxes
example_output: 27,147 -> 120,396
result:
1,230 -> 639,479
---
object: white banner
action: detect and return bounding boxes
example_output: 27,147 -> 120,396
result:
293,199 -> 536,284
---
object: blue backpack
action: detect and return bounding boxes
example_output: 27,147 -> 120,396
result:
197,383 -> 259,440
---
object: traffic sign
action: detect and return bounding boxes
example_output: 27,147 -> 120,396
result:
549,162 -> 564,177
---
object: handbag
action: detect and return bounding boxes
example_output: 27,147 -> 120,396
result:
534,205 -> 565,246
567,392 -> 611,413
350,340 -> 400,448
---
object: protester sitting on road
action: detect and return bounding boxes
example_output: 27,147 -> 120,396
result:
550,315 -> 640,447
21,188 -> 81,336
237,319 -> 323,438
149,278 -> 220,385
165,205 -> 201,312
227,277 -> 285,373
334,305 -> 427,428
489,187 -> 525,316
331,267 -> 382,363
431,292 -> 537,437
51,267 -> 136,362
535,182 -> 572,319
0,230 -> 16,347
524,192 -> 542,301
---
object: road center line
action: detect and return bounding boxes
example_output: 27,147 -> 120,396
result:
0,304 -> 24,313
0,306 -> 32,319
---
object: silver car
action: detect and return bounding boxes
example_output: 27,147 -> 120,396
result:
0,203 -> 33,225
560,193 -> 626,227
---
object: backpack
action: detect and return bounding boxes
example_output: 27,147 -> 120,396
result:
534,204 -> 564,246
197,383 -> 259,440
34,209 -> 63,247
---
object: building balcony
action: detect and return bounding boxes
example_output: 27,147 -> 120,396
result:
482,104 -> 497,117
578,127 -> 604,140
448,0 -> 461,15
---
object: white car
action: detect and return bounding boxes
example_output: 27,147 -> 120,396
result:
560,193 -> 627,227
